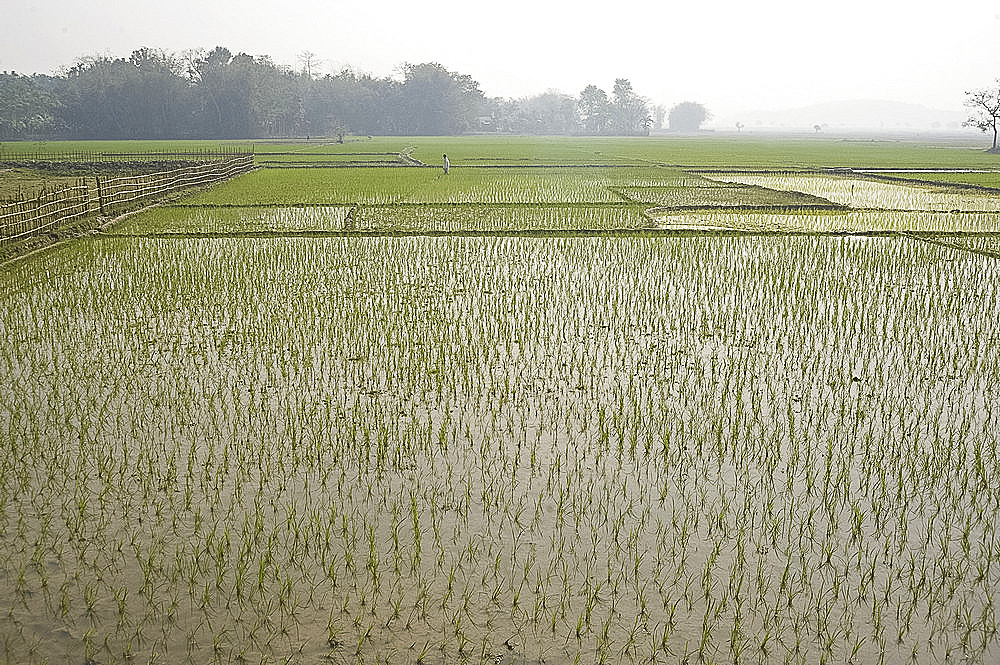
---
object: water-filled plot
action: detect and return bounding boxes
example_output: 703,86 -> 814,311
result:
2,230 -> 998,665
618,184 -> 831,208
3,152 -> 1000,665
112,205 -> 354,234
708,173 -> 1000,213
179,167 -> 702,207
651,209 -> 1000,234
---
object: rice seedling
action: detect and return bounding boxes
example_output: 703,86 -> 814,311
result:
176,165 -> 699,207
2,142 -> 999,665
707,172 -> 1000,212
617,183 -> 832,208
110,205 -> 353,235
651,209 -> 1000,234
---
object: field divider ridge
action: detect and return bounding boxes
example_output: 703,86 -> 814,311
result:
898,231 -> 1000,259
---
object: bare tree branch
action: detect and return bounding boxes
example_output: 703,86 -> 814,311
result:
963,80 -> 1000,152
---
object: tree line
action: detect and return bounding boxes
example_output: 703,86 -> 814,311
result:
0,47 -> 708,140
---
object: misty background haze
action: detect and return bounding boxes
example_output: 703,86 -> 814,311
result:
2,0 -> 999,133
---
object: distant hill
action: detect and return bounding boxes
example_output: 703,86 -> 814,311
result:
717,99 -> 967,132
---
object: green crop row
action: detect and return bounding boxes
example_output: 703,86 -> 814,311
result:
112,205 -> 650,235
176,167 -> 697,206
110,205 -> 351,234
7,135 -> 999,169
618,184 -> 833,207
652,210 -> 1000,234
863,171 -> 1000,189
708,173 -> 1000,212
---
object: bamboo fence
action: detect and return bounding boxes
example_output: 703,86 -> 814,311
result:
1,154 -> 254,245
0,181 -> 91,244
0,146 -> 253,163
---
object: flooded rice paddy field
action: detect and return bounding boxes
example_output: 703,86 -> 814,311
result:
1,163 -> 1000,665
706,173 -> 1000,213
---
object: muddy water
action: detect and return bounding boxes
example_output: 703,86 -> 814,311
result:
708,172 -> 1000,213
1,234 -> 998,665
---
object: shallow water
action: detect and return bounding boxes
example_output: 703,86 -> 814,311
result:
1,233 -> 998,665
708,172 -> 1000,212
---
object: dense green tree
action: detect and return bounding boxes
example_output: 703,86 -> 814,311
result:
577,85 -> 611,135
667,101 -> 710,132
191,48 -> 259,137
185,48 -> 307,138
248,55 -> 305,137
126,48 -> 193,138
54,49 -> 194,138
611,79 -> 651,136
397,62 -> 484,135
0,72 -> 58,138
57,56 -> 135,137
350,73 -> 404,135
0,47 -> 661,139
511,92 -> 579,134
304,69 -> 401,137
301,70 -> 349,137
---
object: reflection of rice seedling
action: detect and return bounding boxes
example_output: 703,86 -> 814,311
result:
176,165 -> 696,206
109,205 -> 353,234
707,173 -> 1000,212
650,209 -> 1000,234
618,184 -> 832,208
351,204 -> 648,232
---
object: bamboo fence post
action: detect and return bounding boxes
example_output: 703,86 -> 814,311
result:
96,176 -> 107,215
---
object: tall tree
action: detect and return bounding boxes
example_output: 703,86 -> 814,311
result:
611,78 -> 651,136
0,72 -> 57,138
297,51 -> 320,79
57,56 -> 135,137
53,49 -> 194,138
0,47 -> 663,139
249,55 -> 305,137
511,91 -> 579,134
125,48 -> 193,138
964,80 -> 1000,152
668,101 -> 709,132
399,63 -> 484,135
191,47 -> 244,136
577,85 -> 610,135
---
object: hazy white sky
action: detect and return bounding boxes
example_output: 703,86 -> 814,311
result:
3,0 -> 998,122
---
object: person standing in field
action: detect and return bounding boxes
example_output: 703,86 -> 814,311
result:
443,154 -> 450,175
